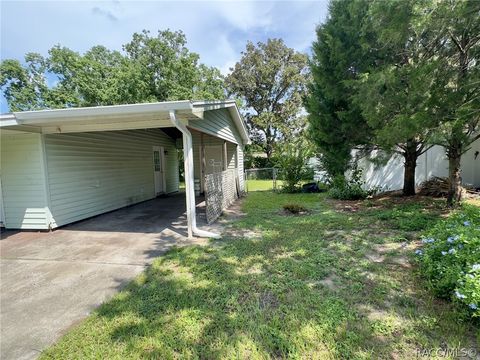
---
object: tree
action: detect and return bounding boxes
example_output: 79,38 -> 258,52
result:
0,53 -> 50,111
226,39 -> 308,160
305,0 -> 377,180
426,0 -> 480,206
122,29 -> 216,102
1,29 -> 226,111
353,0 -> 441,196
195,64 -> 226,101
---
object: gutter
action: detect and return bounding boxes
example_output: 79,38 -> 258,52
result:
169,110 -> 221,239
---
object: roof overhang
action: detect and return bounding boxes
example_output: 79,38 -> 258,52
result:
0,100 -> 250,144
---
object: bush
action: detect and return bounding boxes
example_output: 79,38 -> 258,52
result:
416,204 -> 480,317
276,140 -> 313,193
328,166 -> 377,200
283,203 -> 308,214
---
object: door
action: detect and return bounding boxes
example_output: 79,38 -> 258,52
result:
153,146 -> 165,196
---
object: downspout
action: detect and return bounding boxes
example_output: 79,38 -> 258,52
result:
169,110 -> 221,239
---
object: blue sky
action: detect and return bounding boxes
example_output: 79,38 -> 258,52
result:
0,0 -> 329,112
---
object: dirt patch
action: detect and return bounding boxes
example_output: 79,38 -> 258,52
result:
279,209 -> 311,217
328,199 -> 362,213
318,274 -> 341,291
365,252 -> 385,263
330,193 -> 448,214
225,228 -> 261,239
259,291 -> 279,310
387,255 -> 411,268
307,273 -> 341,291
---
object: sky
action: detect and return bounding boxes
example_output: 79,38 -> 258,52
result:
0,0 -> 329,112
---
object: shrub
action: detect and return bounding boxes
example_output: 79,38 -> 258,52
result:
276,140 -> 314,193
328,166 -> 378,200
416,204 -> 480,317
283,203 -> 308,214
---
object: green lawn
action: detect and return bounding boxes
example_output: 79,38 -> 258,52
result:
245,179 -> 284,191
42,193 -> 479,359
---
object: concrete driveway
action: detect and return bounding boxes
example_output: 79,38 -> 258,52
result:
0,193 -> 214,360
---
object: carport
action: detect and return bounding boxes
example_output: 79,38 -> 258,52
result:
0,100 -> 249,237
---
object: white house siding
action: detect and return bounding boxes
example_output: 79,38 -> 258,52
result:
237,145 -> 245,192
188,108 -> 243,145
44,129 -> 179,228
227,142 -> 237,170
190,129 -> 246,193
358,141 -> 480,191
191,130 -> 223,179
0,133 -> 50,229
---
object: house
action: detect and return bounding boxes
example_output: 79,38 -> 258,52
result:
0,100 -> 250,238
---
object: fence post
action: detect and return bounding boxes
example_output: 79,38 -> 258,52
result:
273,168 -> 277,190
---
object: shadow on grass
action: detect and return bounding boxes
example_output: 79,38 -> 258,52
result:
42,193 -> 478,359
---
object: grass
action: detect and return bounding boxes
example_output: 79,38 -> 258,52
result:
41,193 -> 479,359
246,179 -> 284,192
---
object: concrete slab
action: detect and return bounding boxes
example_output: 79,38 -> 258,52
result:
0,193 -> 216,360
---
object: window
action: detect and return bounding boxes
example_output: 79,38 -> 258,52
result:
153,151 -> 161,171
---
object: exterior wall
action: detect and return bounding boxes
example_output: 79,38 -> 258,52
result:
226,142 -> 237,170
358,141 -> 480,191
191,129 -> 224,180
188,108 -> 243,145
190,129 -> 246,193
0,133 -> 50,229
237,145 -> 245,192
44,129 -> 178,228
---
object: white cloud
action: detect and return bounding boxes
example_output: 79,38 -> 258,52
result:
212,1 -> 275,31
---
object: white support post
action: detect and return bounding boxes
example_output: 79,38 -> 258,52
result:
183,130 -> 195,238
169,110 -> 221,239
223,141 -> 228,171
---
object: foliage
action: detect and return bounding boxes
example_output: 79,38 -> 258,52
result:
416,204 -> 480,317
307,0 -> 479,201
40,193 -> 477,359
282,203 -> 308,214
328,164 -> 377,200
226,39 -> 309,159
349,0 -> 443,196
275,139 -> 313,193
422,1 -> 480,206
305,0 -> 375,179
0,55 -> 50,111
0,30 -> 226,111
243,144 -> 274,169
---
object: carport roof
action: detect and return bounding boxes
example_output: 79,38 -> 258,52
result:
0,100 -> 250,144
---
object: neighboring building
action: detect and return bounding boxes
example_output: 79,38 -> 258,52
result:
0,100 -> 250,237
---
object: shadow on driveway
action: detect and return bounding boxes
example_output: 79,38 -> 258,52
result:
0,192 -> 220,360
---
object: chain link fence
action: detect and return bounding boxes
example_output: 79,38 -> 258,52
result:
244,168 -> 280,192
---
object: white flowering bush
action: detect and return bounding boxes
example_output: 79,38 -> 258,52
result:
415,204 -> 479,317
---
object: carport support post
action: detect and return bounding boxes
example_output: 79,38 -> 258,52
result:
169,110 -> 221,239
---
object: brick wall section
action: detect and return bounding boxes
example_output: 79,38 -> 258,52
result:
205,169 -> 238,224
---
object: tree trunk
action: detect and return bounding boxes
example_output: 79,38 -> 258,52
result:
402,142 -> 418,196
447,149 -> 462,207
